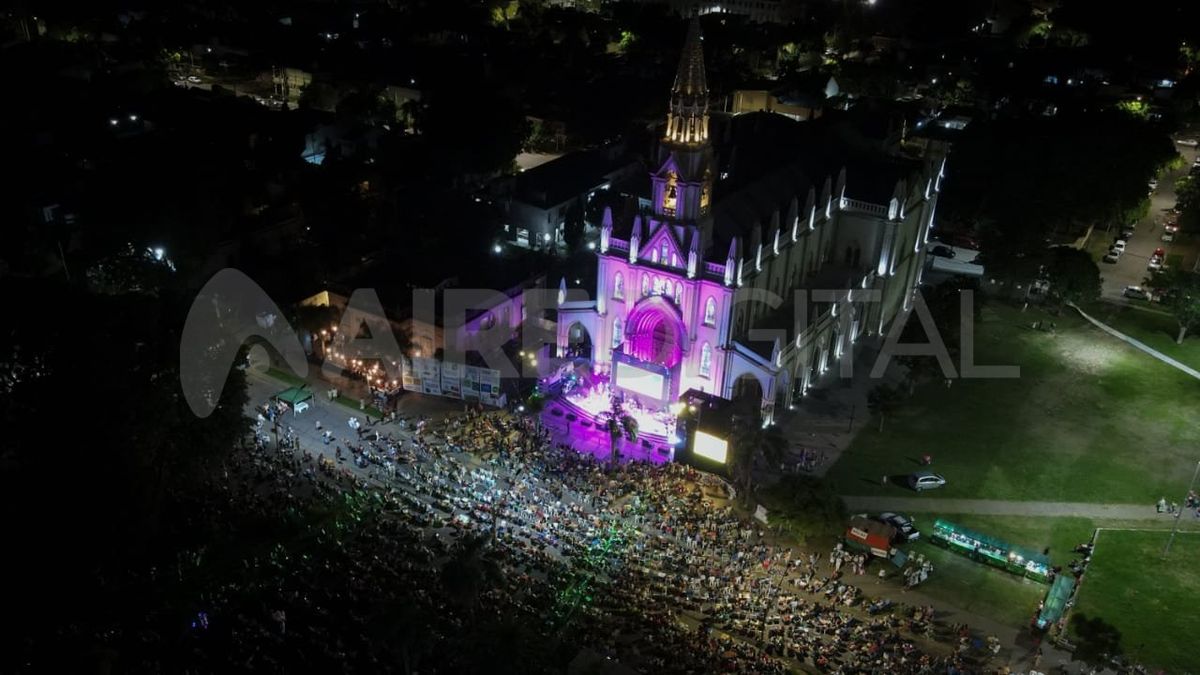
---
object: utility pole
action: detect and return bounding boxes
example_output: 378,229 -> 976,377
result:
1163,460 -> 1200,557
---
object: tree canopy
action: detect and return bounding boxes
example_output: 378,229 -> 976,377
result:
942,114 -> 1175,277
1156,269 -> 1200,344
1046,246 -> 1101,305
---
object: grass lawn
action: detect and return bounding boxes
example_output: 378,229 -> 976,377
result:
827,303 -> 1200,503
266,367 -> 307,388
1068,529 -> 1200,673
1082,301 -> 1200,373
899,514 -> 1096,627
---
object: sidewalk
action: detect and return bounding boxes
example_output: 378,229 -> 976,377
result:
1068,302 -> 1200,380
773,337 -> 904,478
247,365 -> 461,453
842,495 -> 1200,522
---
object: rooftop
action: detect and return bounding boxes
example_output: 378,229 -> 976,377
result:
512,144 -> 637,209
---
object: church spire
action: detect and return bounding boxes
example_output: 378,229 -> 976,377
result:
665,17 -> 708,146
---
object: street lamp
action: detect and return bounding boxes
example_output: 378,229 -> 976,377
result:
1163,460 -> 1200,557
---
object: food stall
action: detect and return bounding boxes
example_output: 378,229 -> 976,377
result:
844,517 -> 908,567
274,386 -> 314,415
1036,574 -> 1076,630
930,519 -> 1051,583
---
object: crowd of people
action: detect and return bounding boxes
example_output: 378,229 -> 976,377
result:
72,404 -> 1023,673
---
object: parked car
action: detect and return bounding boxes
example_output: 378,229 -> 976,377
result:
1120,227 -> 1136,239
878,512 -> 920,541
1153,247 -> 1165,259
930,245 -> 956,258
187,75 -> 202,84
1124,285 -> 1150,300
1162,231 -> 1175,242
907,471 -> 947,492
1148,258 -> 1163,272
1178,138 -> 1199,147
1103,250 -> 1121,263
1111,239 -> 1127,253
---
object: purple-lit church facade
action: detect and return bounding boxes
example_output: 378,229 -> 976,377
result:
555,19 -> 946,429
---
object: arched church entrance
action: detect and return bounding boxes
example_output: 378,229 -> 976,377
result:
624,297 -> 688,369
732,373 -> 765,412
566,322 -> 593,360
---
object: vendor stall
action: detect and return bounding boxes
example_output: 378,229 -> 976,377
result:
844,517 -> 908,567
274,386 -> 314,415
1036,574 -> 1075,630
845,516 -> 894,558
930,519 -> 1051,583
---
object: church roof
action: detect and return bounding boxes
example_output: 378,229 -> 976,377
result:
672,17 -> 707,98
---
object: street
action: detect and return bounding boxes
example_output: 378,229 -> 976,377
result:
1099,142 -> 1198,300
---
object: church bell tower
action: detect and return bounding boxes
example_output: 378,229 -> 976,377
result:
652,17 -> 716,250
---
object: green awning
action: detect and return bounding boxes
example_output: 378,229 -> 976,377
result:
1037,574 -> 1076,628
932,519 -> 1050,567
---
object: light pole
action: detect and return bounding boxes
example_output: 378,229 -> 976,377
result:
1163,459 -> 1200,557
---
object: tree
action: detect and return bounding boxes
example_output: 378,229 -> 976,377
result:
367,599 -> 429,675
944,114 -> 1176,277
898,279 -> 978,391
1,282 -> 249,651
599,398 -> 637,466
1069,614 -> 1123,667
1046,246 -> 1101,305
440,533 -> 504,618
867,383 -> 904,432
298,82 -> 338,112
729,411 -> 787,505
524,392 -> 547,433
562,200 -> 585,251
1157,269 -> 1200,343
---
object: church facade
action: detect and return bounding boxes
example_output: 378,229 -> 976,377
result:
556,19 -> 947,425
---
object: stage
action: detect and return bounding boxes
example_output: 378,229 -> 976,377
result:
543,392 -> 676,465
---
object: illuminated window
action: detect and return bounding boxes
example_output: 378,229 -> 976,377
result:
662,172 -> 678,216
700,343 -> 712,378
671,252 -> 679,267
700,178 -> 711,212
612,317 -> 624,349
642,274 -> 650,297
653,276 -> 665,295
661,243 -> 669,263
613,272 -> 624,299
651,248 -> 659,263
704,297 -> 717,325
674,282 -> 683,305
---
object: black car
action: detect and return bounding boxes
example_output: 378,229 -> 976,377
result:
930,245 -> 956,258
878,512 -> 920,541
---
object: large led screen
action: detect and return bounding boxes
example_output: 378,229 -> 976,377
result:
693,431 -> 729,465
614,361 -> 667,401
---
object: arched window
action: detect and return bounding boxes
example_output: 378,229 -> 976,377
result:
700,343 -> 713,378
653,276 -> 665,295
704,297 -> 717,326
651,248 -> 660,263
674,282 -> 683,305
613,272 -> 624,299
612,317 -> 624,349
661,243 -> 669,263
641,274 -> 650,297
671,252 -> 679,268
